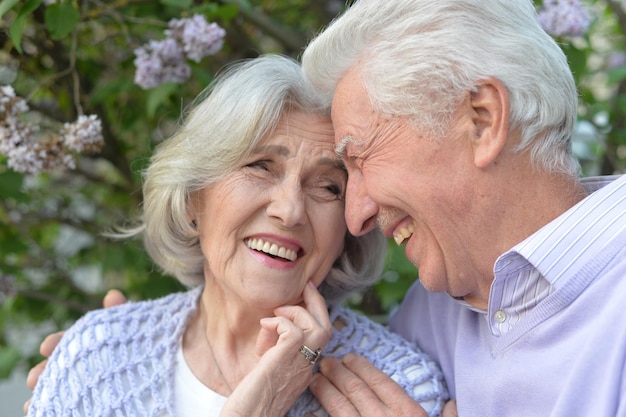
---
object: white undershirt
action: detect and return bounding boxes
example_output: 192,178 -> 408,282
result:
174,342 -> 229,417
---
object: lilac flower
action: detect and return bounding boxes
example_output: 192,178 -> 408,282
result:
1,86 -> 101,174
0,86 -> 38,171
5,139 -> 75,174
133,14 -> 226,89
537,0 -> 591,37
167,15 -> 226,62
0,273 -> 17,303
61,114 -> 104,153
133,38 -> 191,89
607,52 -> 626,69
0,85 -> 28,116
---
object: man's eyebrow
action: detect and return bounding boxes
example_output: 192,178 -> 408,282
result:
334,136 -> 363,158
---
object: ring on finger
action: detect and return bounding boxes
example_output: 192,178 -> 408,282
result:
299,345 -> 322,365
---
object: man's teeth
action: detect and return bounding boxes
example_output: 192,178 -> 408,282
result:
393,221 -> 416,245
246,238 -> 297,261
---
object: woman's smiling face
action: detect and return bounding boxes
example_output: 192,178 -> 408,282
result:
191,110 -> 347,309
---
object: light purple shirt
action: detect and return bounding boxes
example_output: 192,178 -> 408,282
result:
390,174 -> 626,416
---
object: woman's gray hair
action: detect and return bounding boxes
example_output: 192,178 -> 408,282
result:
126,54 -> 386,304
302,0 -> 581,177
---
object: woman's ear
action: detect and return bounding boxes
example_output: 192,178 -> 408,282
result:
186,191 -> 199,228
468,78 -> 510,168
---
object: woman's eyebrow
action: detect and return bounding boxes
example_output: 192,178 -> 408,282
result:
253,145 -> 290,156
318,157 -> 346,172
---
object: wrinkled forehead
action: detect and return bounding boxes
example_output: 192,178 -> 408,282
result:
331,67 -> 377,151
276,109 -> 335,144
257,109 -> 340,162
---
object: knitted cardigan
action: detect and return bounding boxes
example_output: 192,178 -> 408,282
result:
27,287 -> 448,417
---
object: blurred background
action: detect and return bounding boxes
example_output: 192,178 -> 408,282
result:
1,0 -> 625,415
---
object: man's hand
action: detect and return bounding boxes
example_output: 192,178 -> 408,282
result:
309,354 -> 430,417
23,289 -> 127,415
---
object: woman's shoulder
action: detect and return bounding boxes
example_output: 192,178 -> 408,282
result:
326,305 -> 449,417
71,287 -> 199,335
27,288 -> 201,416
52,287 -> 200,365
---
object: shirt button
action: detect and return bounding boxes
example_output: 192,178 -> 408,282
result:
494,310 -> 507,323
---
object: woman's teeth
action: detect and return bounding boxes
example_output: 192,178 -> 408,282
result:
246,238 -> 297,261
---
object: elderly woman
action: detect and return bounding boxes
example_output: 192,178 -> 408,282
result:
25,55 -> 447,417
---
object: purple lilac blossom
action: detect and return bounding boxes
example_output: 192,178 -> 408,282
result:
0,86 -> 39,172
133,38 -> 191,89
537,0 -> 591,37
0,273 -> 17,303
61,114 -> 104,153
607,52 -> 626,69
1,86 -> 101,174
6,141 -> 74,173
167,14 -> 226,62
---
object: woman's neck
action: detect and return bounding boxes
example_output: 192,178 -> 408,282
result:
182,286 -> 265,395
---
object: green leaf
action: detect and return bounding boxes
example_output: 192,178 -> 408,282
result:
0,0 -> 20,21
0,170 -> 26,201
44,3 -> 79,40
160,0 -> 193,8
146,82 -> 178,118
8,15 -> 25,53
607,66 -> 626,85
6,0 -> 42,53
0,346 -> 21,378
15,0 -> 41,17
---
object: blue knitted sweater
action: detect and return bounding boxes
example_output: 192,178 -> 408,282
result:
27,287 -> 448,417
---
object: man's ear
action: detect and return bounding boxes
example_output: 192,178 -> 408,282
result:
469,78 -> 509,168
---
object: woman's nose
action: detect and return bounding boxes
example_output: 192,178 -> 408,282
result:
345,172 -> 379,236
266,178 -> 307,227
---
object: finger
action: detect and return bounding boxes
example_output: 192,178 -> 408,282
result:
340,353 -> 428,417
343,353 -> 408,396
317,355 -> 382,413
309,363 -> 359,417
40,331 -> 64,357
23,398 -> 31,415
271,305 -> 331,352
256,317 -> 283,356
26,360 -> 48,390
442,399 -> 458,417
274,282 -> 331,336
302,280 -> 332,334
103,289 -> 126,308
260,316 -> 304,345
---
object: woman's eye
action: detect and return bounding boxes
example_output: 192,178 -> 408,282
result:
325,183 -> 342,196
308,178 -> 345,202
245,160 -> 271,171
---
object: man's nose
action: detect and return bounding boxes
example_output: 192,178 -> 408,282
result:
345,172 -> 378,236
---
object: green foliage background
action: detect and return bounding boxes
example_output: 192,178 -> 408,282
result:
1,0 -> 625,379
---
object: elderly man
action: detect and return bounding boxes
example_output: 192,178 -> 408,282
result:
301,0 -> 626,416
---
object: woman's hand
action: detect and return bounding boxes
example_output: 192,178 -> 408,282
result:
220,280 -> 332,417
